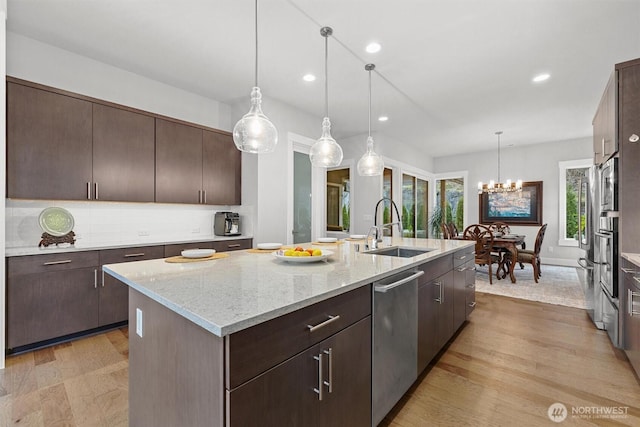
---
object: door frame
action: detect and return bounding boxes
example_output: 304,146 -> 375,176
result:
287,132 -> 325,245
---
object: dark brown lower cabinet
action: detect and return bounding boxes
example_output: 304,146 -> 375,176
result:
622,259 -> 640,377
227,317 -> 371,427
7,266 -> 100,349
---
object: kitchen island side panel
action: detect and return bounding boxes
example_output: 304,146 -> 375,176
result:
129,289 -> 224,427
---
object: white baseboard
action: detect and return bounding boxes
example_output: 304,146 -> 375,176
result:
540,257 -> 579,267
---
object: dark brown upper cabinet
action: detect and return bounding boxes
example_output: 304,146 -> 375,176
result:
156,120 -> 241,205
7,82 -> 93,200
203,130 -> 241,205
155,119 -> 205,204
92,104 -> 155,202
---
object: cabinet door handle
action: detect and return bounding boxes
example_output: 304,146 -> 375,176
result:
456,267 -> 465,272
622,267 -> 637,274
124,253 -> 145,258
313,352 -> 324,401
87,182 -> 91,200
94,269 -> 98,289
323,348 -> 333,393
203,190 -> 206,204
468,301 -> 477,308
43,259 -> 72,266
307,315 -> 340,332
434,281 -> 443,304
456,255 -> 467,260
102,269 -> 105,287
227,244 -> 241,248
629,288 -> 640,316
466,283 -> 475,289
94,182 -> 99,200
198,190 -> 202,204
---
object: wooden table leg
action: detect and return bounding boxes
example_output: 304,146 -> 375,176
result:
505,244 -> 518,283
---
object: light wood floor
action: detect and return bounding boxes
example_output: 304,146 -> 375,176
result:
1,293 -> 639,426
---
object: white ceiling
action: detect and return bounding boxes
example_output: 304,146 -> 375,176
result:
6,0 -> 640,157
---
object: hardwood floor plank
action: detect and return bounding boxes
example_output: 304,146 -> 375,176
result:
39,383 -> 74,426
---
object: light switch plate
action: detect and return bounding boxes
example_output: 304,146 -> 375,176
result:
136,308 -> 143,337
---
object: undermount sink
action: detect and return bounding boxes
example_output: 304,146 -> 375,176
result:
364,246 -> 432,258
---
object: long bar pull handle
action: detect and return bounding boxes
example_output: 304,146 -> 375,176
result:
203,190 -> 206,204
94,269 -> 98,289
87,182 -> 91,200
227,244 -> 241,248
43,260 -> 72,266
124,253 -> 146,258
435,281 -> 442,304
374,270 -> 424,293
307,315 -> 340,332
313,353 -> 324,401
102,270 -> 105,287
323,348 -> 333,393
466,283 -> 475,289
621,267 -> 637,274
468,301 -> 477,308
94,182 -> 99,200
629,289 -> 640,316
198,190 -> 202,204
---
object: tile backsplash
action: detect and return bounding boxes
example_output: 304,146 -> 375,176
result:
6,199 -> 254,250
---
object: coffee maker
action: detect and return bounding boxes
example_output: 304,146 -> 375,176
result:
214,212 -> 241,236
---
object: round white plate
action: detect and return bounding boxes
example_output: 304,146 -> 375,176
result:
349,234 -> 367,240
39,207 -> 75,236
181,249 -> 215,258
273,249 -> 333,263
257,242 -> 282,250
317,237 -> 337,243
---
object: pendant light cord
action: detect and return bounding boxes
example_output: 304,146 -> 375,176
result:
368,68 -> 371,137
254,0 -> 258,87
324,34 -> 329,117
496,131 -> 502,183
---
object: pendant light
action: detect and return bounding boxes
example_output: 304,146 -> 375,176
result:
232,0 -> 278,154
478,131 -> 522,193
309,27 -> 343,168
357,63 -> 384,176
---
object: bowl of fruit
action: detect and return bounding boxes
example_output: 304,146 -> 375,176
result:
273,246 -> 333,263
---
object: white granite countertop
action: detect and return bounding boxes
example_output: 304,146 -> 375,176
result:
103,237 -> 474,337
5,234 -> 252,257
621,252 -> 640,267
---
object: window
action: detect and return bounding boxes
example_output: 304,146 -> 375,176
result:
434,177 -> 464,237
381,167 -> 393,236
558,159 -> 591,246
326,168 -> 350,232
401,173 -> 428,238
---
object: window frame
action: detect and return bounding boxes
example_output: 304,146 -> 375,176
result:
558,158 -> 592,247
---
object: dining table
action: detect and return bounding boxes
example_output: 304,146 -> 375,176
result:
452,233 -> 526,283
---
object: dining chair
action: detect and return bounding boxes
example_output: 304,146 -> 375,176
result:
441,223 -> 450,239
489,221 -> 510,235
504,224 -> 547,283
463,224 -> 500,284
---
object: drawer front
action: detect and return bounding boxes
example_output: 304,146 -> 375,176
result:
7,251 -> 99,276
225,285 -> 371,390
466,288 -> 476,318
164,241 -> 215,257
453,246 -> 475,268
419,254 -> 452,284
100,245 -> 165,265
212,238 -> 252,252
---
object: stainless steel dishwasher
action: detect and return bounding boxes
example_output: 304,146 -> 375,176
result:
372,268 -> 424,426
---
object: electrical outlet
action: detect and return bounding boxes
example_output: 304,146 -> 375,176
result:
363,214 -> 373,221
136,308 -> 143,337
548,246 -> 554,253
138,230 -> 150,236
191,227 -> 201,234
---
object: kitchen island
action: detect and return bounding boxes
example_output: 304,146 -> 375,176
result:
103,237 -> 475,426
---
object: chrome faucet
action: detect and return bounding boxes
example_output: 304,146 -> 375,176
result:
364,198 -> 403,250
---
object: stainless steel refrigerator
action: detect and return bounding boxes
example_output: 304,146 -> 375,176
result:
578,165 -> 604,328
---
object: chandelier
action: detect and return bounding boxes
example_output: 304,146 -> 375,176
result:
478,131 -> 522,194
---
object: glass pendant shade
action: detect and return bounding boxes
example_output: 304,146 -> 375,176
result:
233,87 -> 278,153
310,117 -> 343,167
357,136 -> 384,176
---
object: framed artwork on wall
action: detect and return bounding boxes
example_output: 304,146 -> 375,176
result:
479,181 -> 543,226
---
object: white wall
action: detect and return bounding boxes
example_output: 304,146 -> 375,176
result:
433,137 -> 592,265
1,1 -> 7,369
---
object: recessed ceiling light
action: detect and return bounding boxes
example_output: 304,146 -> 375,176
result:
378,116 -> 388,122
366,42 -> 381,53
303,74 -> 316,82
532,73 -> 550,83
